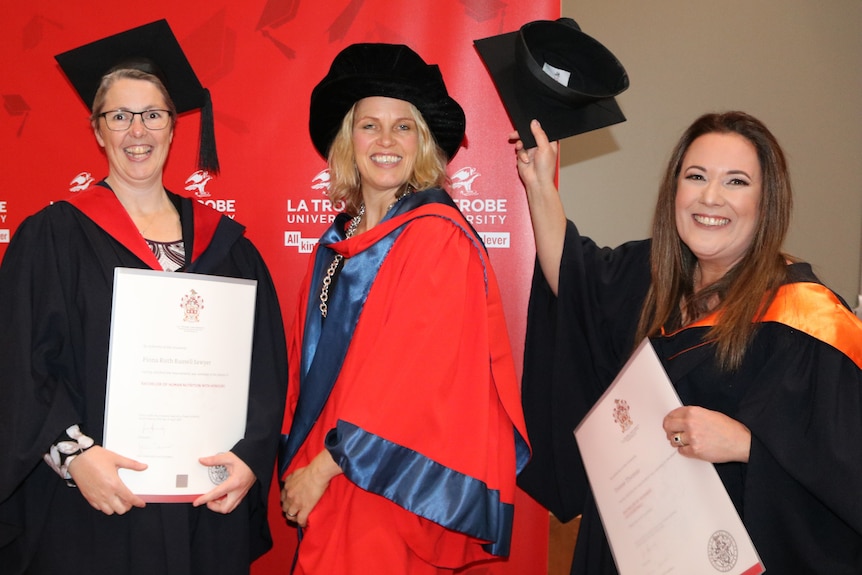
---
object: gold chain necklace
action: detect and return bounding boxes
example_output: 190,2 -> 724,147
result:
319,204 -> 364,318
318,186 -> 414,318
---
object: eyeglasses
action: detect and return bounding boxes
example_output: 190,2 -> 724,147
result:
98,109 -> 173,131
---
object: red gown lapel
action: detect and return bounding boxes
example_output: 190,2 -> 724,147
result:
67,184 -> 225,270
189,198 -> 221,263
66,185 -> 163,270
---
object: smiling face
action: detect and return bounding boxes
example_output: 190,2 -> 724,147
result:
674,132 -> 762,284
93,77 -> 173,189
352,96 -> 419,201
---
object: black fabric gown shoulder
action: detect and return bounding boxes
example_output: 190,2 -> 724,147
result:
0,191 -> 287,575
517,220 -> 862,575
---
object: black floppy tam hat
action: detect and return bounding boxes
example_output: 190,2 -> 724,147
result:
55,19 -> 220,173
309,43 -> 466,161
475,18 -> 629,149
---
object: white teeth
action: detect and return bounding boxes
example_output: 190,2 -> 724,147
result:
372,154 -> 400,165
694,214 -> 729,226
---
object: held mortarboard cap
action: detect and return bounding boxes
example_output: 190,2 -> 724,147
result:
309,43 -> 466,161
55,19 -> 219,173
475,18 -> 629,149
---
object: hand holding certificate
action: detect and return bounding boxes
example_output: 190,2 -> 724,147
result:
103,268 -> 257,502
574,339 -> 764,575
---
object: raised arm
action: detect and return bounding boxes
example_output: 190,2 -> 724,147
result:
513,120 -> 566,294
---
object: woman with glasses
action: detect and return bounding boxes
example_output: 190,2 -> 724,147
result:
0,21 -> 287,575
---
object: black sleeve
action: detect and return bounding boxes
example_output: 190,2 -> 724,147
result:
517,220 -> 650,521
0,209 -> 84,502
738,326 -> 862,572
217,239 -> 288,495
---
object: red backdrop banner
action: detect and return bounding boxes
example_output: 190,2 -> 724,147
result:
1,1 -> 558,573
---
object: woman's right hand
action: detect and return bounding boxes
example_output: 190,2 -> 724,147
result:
67,445 -> 147,515
511,119 -> 567,294
511,119 -> 559,193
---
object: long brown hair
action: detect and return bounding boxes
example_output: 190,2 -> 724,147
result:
327,101 -> 449,215
635,111 -> 793,370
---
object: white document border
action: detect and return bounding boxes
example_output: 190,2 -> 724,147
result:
103,268 -> 257,502
574,339 -> 764,575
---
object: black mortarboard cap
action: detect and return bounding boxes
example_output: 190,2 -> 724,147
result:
475,18 -> 629,149
55,19 -> 219,173
309,43 -> 466,161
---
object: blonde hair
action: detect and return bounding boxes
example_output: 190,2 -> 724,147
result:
326,101 -> 448,215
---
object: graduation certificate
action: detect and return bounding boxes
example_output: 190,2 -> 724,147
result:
574,339 -> 764,575
103,268 -> 257,502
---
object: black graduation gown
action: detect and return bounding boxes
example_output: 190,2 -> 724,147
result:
0,184 -> 287,575
517,220 -> 862,575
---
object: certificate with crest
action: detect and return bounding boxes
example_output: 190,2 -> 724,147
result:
103,268 -> 257,502
574,339 -> 764,575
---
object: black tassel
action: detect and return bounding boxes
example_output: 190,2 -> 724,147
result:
198,88 -> 220,174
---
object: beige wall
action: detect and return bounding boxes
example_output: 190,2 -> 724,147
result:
557,0 -> 862,307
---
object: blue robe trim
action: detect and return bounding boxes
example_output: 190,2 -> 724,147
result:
326,420 -> 515,557
278,212 -> 404,476
515,430 -> 531,475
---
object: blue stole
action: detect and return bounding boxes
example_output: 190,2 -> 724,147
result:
279,189 -> 472,471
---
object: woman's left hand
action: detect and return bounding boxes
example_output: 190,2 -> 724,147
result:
192,451 -> 256,513
280,448 -> 342,528
663,406 -> 751,463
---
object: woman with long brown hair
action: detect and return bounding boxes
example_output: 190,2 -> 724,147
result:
514,112 -> 862,574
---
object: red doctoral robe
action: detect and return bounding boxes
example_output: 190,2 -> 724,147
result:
280,190 -> 529,574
